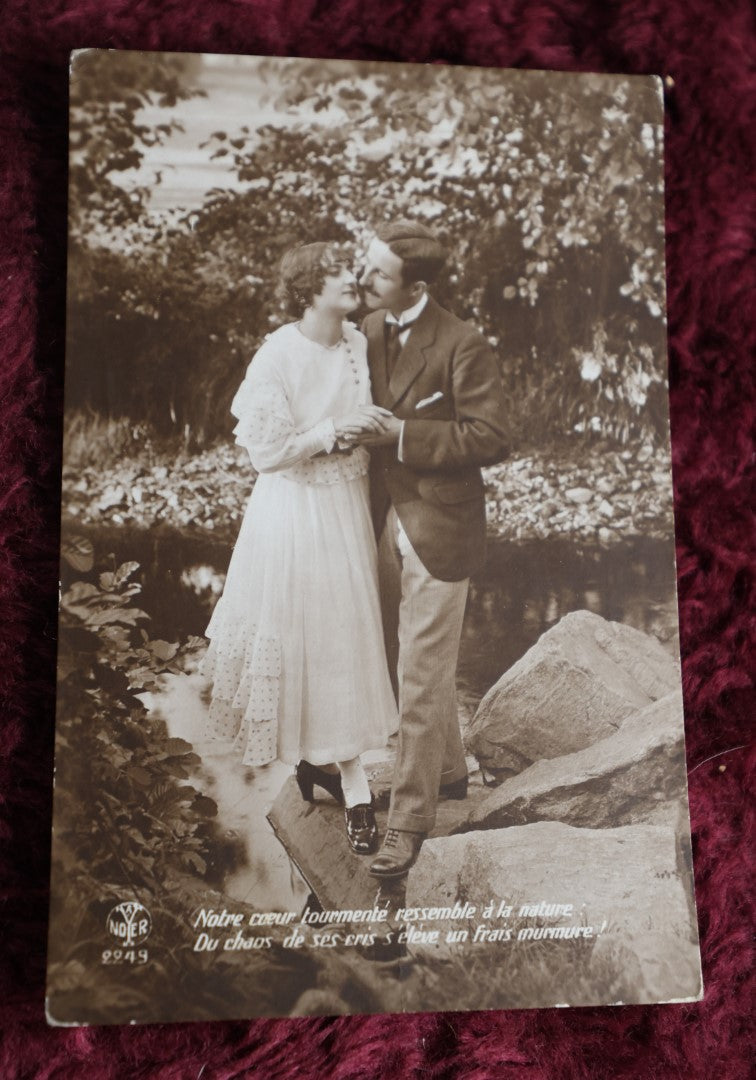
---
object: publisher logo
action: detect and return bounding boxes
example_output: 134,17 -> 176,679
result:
106,902 -> 152,947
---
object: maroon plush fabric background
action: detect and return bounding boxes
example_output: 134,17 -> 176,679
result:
1,2 -> 753,1077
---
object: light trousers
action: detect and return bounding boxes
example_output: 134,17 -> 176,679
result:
378,505 -> 469,833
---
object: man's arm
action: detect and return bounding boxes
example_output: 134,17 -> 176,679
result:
400,335 -> 508,469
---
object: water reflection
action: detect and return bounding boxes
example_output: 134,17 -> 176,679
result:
458,537 -> 678,704
142,668 -> 310,912
86,524 -> 678,707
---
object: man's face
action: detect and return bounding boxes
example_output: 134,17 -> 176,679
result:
359,238 -> 417,315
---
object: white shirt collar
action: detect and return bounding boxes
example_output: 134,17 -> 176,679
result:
386,292 -> 428,327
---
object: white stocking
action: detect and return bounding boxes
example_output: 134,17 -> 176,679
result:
337,757 -> 372,808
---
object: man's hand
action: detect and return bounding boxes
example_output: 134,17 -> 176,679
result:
334,405 -> 393,440
350,414 -> 402,446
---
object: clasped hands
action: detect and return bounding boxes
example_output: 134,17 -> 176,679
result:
334,405 -> 401,447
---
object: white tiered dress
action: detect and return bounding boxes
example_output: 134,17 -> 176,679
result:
201,321 -> 398,767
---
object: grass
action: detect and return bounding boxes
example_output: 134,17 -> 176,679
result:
403,932 -> 633,1011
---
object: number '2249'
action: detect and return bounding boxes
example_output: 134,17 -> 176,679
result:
101,949 -> 148,965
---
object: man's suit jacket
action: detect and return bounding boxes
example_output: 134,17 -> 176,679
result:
362,296 -> 508,582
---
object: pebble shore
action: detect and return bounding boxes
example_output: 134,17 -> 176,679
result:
64,440 -> 674,546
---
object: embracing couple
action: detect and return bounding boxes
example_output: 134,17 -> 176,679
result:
202,221 -> 507,878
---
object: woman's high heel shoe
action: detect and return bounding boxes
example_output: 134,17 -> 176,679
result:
344,800 -> 378,855
295,760 -> 344,805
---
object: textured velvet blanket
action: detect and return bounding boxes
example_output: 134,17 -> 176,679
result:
1,2 -> 753,1076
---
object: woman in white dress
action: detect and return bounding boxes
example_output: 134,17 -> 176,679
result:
202,243 -> 399,854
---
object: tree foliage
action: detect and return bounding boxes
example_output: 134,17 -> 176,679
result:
69,50 -> 201,243
67,56 -> 669,447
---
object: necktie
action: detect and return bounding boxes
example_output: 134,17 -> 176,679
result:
385,317 -> 417,377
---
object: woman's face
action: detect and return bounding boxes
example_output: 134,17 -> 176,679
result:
311,263 -> 359,315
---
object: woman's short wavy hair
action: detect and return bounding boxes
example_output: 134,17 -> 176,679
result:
277,242 -> 349,318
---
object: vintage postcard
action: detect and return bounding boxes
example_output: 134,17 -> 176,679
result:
47,50 -> 702,1024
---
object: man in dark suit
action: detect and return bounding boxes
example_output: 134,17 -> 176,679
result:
355,221 -> 508,877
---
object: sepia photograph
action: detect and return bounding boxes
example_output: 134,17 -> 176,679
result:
47,50 -> 701,1025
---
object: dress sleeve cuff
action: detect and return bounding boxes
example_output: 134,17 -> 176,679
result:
397,420 -> 406,462
318,417 -> 338,454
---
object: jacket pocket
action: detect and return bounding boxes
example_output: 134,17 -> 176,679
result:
409,398 -> 451,420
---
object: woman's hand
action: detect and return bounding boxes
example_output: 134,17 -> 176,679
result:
334,405 -> 393,440
349,413 -> 403,446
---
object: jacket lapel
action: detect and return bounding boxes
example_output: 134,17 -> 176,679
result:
365,315 -> 391,407
386,298 -> 439,408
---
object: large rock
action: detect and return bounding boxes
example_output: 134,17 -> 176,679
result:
460,690 -> 689,834
589,928 -> 703,1006
465,610 -> 680,774
405,821 -> 701,1006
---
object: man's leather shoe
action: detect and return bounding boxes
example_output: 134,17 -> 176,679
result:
368,828 -> 426,878
439,775 -> 468,800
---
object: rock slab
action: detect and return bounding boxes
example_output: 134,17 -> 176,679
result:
405,820 -> 702,1005
465,610 -> 680,774
267,775 -> 492,913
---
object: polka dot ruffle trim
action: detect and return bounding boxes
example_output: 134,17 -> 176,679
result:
200,624 -> 280,767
